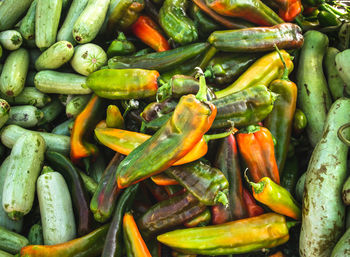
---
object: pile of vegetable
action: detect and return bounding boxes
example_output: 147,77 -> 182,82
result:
1,0 -> 350,256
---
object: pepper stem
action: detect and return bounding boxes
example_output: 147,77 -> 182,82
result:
195,67 -> 208,102
338,122 -> 350,146
240,125 -> 261,134
117,31 -> 127,41
243,168 -> 265,194
198,46 -> 218,71
286,221 -> 300,229
203,126 -> 238,142
215,191 -> 228,206
156,82 -> 172,102
274,44 -> 290,81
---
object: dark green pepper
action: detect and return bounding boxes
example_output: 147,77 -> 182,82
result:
107,32 -> 136,58
27,223 -> 43,245
318,10 -> 341,27
190,2 -> 221,37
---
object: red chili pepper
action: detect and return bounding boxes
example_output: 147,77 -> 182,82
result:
242,187 -> 264,217
131,15 -> 170,52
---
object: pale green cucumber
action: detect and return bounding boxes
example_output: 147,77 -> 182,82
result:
34,70 -> 91,94
296,30 -> 332,147
71,43 -> 107,75
72,0 -> 110,44
19,0 -> 37,41
38,98 -> 64,125
0,157 -> 23,233
66,94 -> 90,118
57,0 -> 89,44
52,118 -> 74,136
35,41 -> 74,71
35,0 -> 63,49
0,48 -> 29,97
0,99 -> 10,129
0,249 -> 13,257
0,0 -> 33,31
0,124 -> 70,155
300,98 -> 350,257
2,133 -> 45,220
7,105 -> 44,128
331,227 -> 350,257
0,30 -> 22,51
0,87 -> 51,108
0,226 -> 28,254
295,171 -> 306,202
37,168 -> 76,245
335,49 -> 350,96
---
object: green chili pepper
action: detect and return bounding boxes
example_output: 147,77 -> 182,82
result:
318,10 -> 341,27
183,208 -> 211,227
107,32 -> 136,58
190,2 -> 221,37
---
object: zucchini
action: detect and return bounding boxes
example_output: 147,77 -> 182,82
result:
0,30 -> 22,51
37,167 -> 76,245
37,98 -> 64,126
35,41 -> 74,71
71,43 -> 107,76
0,87 -> 51,108
57,0 -> 89,44
27,224 -> 43,245
0,249 -> 13,257
0,226 -> 28,254
0,48 -> 29,97
35,0 -> 63,49
2,133 -> 45,220
7,105 -> 44,128
0,99 -> 10,129
66,94 -> 90,118
0,124 -> 70,155
0,0 -> 33,30
331,227 -> 350,257
18,0 -> 37,41
72,0 -> 110,44
34,70 -> 91,94
335,49 -> 350,96
52,119 -> 74,136
300,98 -> 350,257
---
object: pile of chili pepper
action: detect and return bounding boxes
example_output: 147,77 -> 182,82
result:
2,0 -> 350,257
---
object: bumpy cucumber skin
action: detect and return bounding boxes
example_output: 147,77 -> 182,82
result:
35,41 -> 74,71
2,133 -> 46,220
0,124 -> 70,155
0,48 -> 29,97
0,99 -> 10,130
35,0 -> 63,49
0,0 -> 34,31
335,49 -> 350,96
0,157 -> 23,233
296,30 -> 332,147
0,226 -> 28,254
37,171 -> 76,245
0,30 -> 23,51
57,0 -> 89,44
300,98 -> 350,257
34,70 -> 91,94
70,43 -> 107,76
72,0 -> 110,44
19,0 -> 37,41
0,87 -> 51,108
7,105 -> 44,128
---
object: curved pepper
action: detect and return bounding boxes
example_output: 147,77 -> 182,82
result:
106,105 -> 124,129
183,208 -> 211,228
131,15 -> 170,52
107,32 -> 136,58
236,125 -> 280,184
151,173 -> 179,186
242,187 -> 264,217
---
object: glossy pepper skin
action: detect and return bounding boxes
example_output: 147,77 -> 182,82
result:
242,187 -> 264,217
159,0 -> 198,45
107,32 -> 136,58
272,0 -> 302,21
245,174 -> 301,220
205,0 -> 284,26
116,75 -> 217,188
106,105 -> 124,129
183,208 -> 211,227
131,15 -> 170,52
123,213 -> 152,257
293,108 -> 307,135
86,69 -> 159,100
70,95 -> 106,163
190,2 -> 221,36
20,224 -> 110,257
264,47 -> 297,174
102,184 -> 139,257
237,125 -> 280,184
151,173 -> 179,186
157,213 -> 296,255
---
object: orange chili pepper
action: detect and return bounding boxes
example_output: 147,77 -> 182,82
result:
151,173 -> 179,186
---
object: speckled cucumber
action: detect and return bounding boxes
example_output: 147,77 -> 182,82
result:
7,105 -> 44,128
37,167 -> 76,245
296,30 -> 332,147
35,0 -> 63,49
72,0 -> 110,44
0,48 -> 29,97
335,49 -> 350,96
35,41 -> 74,71
34,70 -> 91,94
52,119 -> 74,136
0,226 -> 28,255
0,87 -> 51,108
0,0 -> 34,31
2,133 -> 46,221
331,226 -> 350,257
37,98 -> 64,126
19,0 -> 37,41
0,99 -> 10,130
0,30 -> 22,51
66,95 -> 90,118
300,98 -> 350,257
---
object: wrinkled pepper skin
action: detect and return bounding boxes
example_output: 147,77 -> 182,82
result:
243,187 -> 264,217
212,84 -> 276,129
70,95 -> 106,162
144,180 -> 170,202
86,69 -> 159,100
137,191 -> 206,238
116,82 -> 217,188
274,0 -> 302,21
215,50 -> 293,98
190,2 -> 221,36
237,126 -> 280,184
123,213 -> 152,257
102,184 -> 139,257
159,0 -> 198,45
205,0 -> 284,26
157,213 -> 293,255
131,15 -> 170,52
21,224 -> 110,257
208,23 -> 303,52
165,160 -> 229,206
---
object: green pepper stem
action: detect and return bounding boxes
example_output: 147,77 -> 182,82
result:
117,31 -> 127,41
274,44 -> 290,81
198,46 -> 218,71
204,66 -> 215,79
240,125 -> 261,134
215,191 -> 228,206
243,168 -> 265,194
195,67 -> 208,102
286,221 -> 300,229
338,122 -> 350,146
203,126 -> 237,142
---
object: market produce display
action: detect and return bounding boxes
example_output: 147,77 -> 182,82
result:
1,0 -> 350,256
